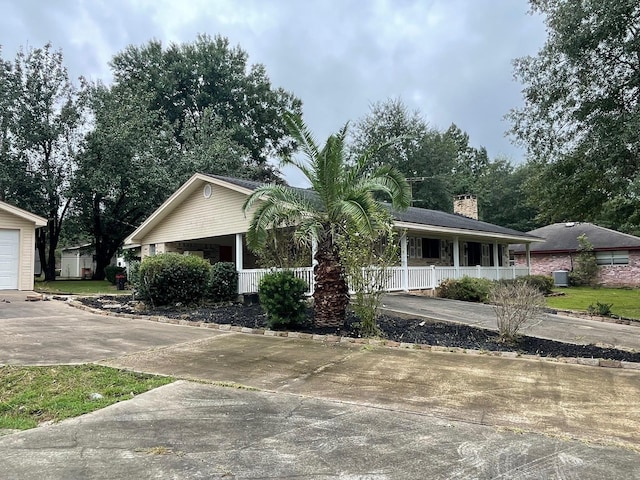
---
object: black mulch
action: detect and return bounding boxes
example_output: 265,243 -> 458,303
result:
78,296 -> 640,363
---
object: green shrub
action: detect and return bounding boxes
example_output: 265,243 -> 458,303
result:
138,253 -> 211,307
258,271 -> 308,329
587,301 -> 613,317
209,262 -> 238,302
498,275 -> 554,295
104,265 -> 126,285
128,261 -> 141,291
437,276 -> 493,303
520,275 -> 554,295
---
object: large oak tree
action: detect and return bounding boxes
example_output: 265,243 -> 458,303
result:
509,0 -> 640,233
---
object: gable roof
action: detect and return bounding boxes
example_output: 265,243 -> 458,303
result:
125,173 -> 542,245
0,200 -> 47,227
512,222 -> 640,254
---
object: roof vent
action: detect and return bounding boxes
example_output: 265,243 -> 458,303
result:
565,222 -> 576,227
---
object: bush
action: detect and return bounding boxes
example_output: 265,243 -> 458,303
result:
258,271 -> 308,329
497,275 -> 554,296
519,275 -> 554,295
128,261 -> 141,291
490,282 -> 544,343
138,253 -> 211,307
104,265 -> 126,285
587,301 -> 613,317
209,262 -> 238,302
437,276 -> 493,303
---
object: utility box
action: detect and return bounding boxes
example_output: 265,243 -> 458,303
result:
552,270 -> 569,287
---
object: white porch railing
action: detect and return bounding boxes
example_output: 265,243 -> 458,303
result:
238,267 -> 315,295
237,265 -> 530,294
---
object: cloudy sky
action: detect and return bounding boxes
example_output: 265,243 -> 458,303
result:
0,0 -> 547,186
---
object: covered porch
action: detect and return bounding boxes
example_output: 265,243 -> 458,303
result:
235,228 -> 534,295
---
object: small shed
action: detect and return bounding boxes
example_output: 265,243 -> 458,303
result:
0,200 -> 47,290
60,244 -> 95,279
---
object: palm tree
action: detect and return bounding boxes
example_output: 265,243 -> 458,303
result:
243,115 -> 410,328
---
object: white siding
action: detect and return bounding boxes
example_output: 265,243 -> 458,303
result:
0,209 -> 37,290
142,183 -> 254,244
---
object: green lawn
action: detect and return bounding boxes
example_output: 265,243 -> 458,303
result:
0,365 -> 173,431
546,286 -> 640,319
35,279 -> 131,295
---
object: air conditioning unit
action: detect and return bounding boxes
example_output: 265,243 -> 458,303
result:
552,270 -> 569,287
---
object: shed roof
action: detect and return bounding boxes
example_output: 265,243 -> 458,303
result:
511,222 -> 640,254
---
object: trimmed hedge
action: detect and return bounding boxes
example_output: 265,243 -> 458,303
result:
209,262 -> 238,302
258,271 -> 308,329
138,253 -> 211,306
437,276 -> 493,303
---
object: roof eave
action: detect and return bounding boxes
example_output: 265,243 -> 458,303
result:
393,221 -> 544,243
0,200 -> 47,227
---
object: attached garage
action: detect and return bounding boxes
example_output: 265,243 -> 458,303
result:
0,201 -> 47,291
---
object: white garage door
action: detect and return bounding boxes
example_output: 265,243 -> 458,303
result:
0,229 -> 19,290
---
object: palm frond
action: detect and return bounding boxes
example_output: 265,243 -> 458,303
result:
284,113 -> 320,167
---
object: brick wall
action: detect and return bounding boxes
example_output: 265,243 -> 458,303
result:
514,251 -> 640,286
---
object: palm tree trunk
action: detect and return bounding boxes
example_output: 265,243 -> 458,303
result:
313,237 -> 349,327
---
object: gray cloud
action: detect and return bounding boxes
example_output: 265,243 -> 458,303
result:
0,0 -> 546,186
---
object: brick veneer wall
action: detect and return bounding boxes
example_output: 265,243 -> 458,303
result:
514,250 -> 640,287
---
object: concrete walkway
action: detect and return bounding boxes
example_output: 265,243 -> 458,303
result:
382,293 -> 640,351
1,290 -> 640,478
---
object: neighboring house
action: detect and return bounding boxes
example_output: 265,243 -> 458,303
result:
60,244 -> 117,279
511,222 -> 640,287
124,174 -> 543,294
0,200 -> 47,291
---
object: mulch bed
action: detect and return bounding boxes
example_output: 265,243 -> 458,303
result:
78,296 -> 640,363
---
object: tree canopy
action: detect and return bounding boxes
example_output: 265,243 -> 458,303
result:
0,44 -> 85,280
509,0 -> 640,233
109,34 -> 302,173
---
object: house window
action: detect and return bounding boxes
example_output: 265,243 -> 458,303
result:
408,237 -> 423,259
149,244 -> 156,256
596,250 -> 628,265
422,238 -> 440,258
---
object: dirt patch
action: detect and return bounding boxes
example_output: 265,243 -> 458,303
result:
79,296 -> 640,363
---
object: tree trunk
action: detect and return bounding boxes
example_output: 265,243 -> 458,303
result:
312,237 -> 349,328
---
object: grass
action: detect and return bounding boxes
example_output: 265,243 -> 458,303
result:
34,279 -> 131,295
0,365 -> 173,431
546,286 -> 640,320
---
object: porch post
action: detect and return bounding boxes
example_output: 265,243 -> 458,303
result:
311,237 -> 318,267
453,237 -> 460,279
525,243 -> 531,273
493,242 -> 500,280
400,232 -> 409,291
235,233 -> 244,271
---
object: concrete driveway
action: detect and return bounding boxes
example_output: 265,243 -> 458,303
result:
1,290 -> 640,478
0,290 -> 220,364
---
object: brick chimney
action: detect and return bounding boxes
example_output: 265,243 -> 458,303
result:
453,194 -> 478,220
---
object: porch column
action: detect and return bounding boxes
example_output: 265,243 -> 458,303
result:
235,233 -> 244,271
311,237 -> 318,267
525,243 -> 531,273
493,242 -> 500,280
400,232 -> 409,291
453,237 -> 460,279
